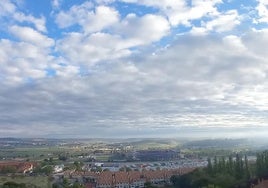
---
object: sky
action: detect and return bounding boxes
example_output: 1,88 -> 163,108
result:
1,0 -> 268,138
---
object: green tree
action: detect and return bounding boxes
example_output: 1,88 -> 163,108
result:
207,157 -> 213,175
74,161 -> 83,171
244,155 -> 250,180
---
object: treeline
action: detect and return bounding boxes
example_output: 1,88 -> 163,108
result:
206,154 -> 250,180
171,154 -> 253,188
256,150 -> 268,179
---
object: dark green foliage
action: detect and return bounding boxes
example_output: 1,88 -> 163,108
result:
1,182 -> 28,188
32,165 -> 53,175
144,182 -> 157,188
256,150 -> 268,179
171,154 -> 252,188
58,155 -> 68,161
73,161 -> 83,171
52,179 -> 85,188
207,157 -> 213,175
0,166 -> 16,174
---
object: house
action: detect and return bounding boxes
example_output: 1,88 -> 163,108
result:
62,167 -> 196,188
129,171 -> 145,188
96,171 -> 114,188
114,171 -> 130,188
0,161 -> 34,174
54,164 -> 64,173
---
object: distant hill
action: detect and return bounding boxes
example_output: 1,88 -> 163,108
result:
182,138 -> 248,149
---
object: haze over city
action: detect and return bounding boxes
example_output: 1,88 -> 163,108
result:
1,0 -> 268,138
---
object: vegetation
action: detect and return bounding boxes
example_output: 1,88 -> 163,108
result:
0,176 -> 50,188
171,154 -> 252,188
171,151 -> 268,187
256,150 -> 268,178
0,166 -> 16,174
52,178 -> 85,188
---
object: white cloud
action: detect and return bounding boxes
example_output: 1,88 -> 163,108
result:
115,13 -> 170,44
55,2 -> 93,28
256,0 -> 268,23
121,0 -> 222,27
190,10 -> 240,34
205,10 -> 240,32
9,25 -> 54,47
1,0 -> 268,137
56,3 -> 119,34
0,0 -> 47,33
96,0 -> 115,4
54,65 -> 80,77
13,13 -> 47,32
52,0 -> 62,9
56,9 -> 170,66
0,0 -> 16,17
56,32 -> 131,66
0,25 -> 55,84
82,6 -> 119,33
242,29 -> 268,57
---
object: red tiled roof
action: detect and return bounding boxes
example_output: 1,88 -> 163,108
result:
97,171 -> 114,186
128,171 -> 143,182
68,167 -> 196,187
0,161 -> 34,173
114,171 -> 129,184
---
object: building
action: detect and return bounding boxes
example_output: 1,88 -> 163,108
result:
96,171 -> 114,188
54,164 -> 64,173
128,171 -> 145,188
64,167 -> 195,188
134,150 -> 178,161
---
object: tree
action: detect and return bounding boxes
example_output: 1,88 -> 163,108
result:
42,165 -> 53,175
58,154 -> 68,161
207,157 -> 213,175
171,174 -> 191,188
74,161 -> 83,171
235,154 -> 242,179
244,155 -> 250,180
213,156 -> 218,174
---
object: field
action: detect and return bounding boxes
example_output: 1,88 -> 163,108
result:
0,175 -> 51,188
0,146 -> 85,161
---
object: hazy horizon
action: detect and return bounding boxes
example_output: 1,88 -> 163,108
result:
1,0 -> 268,138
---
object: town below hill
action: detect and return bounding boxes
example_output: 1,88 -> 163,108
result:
0,137 -> 268,188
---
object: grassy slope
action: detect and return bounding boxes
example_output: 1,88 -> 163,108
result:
0,176 -> 51,188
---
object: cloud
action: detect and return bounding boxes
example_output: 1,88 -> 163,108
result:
1,30 -> 268,137
56,3 -> 119,34
55,2 -> 93,28
56,32 -> 132,66
51,0 -> 62,9
205,10 -> 240,32
256,0 -> 268,23
121,0 -> 222,26
9,25 -> 54,47
0,25 -> 54,84
115,13 -> 170,44
0,38 -> 51,84
191,10 -> 240,34
55,9 -> 170,66
13,13 -> 47,33
1,0 -> 268,137
0,0 -> 16,17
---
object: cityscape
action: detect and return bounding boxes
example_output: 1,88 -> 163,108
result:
0,137 -> 266,187
1,0 -> 268,187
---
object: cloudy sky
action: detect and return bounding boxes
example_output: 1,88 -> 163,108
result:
1,0 -> 268,138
